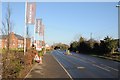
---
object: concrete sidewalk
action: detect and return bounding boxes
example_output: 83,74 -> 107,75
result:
0,54 -> 2,80
25,52 -> 70,79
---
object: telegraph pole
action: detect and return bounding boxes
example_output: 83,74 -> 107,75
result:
116,1 -> 120,51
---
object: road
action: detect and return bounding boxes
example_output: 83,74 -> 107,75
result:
52,50 -> 120,79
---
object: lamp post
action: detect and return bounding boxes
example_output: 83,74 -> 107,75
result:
116,1 -> 120,52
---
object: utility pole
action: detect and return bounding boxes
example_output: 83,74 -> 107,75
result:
116,2 -> 120,79
116,1 -> 120,52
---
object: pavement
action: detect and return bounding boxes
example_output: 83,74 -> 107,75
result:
0,53 -> 2,80
25,52 -> 70,79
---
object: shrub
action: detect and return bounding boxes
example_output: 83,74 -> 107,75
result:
2,49 -> 37,78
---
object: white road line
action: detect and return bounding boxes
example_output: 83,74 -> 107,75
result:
92,64 -> 110,72
72,54 -> 96,64
78,59 -> 89,63
101,64 -> 119,72
77,67 -> 85,69
52,53 -> 73,80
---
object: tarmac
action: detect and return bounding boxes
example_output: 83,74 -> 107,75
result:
25,52 -> 70,79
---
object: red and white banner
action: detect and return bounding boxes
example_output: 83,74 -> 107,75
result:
35,19 -> 42,33
39,24 -> 44,36
26,2 -> 36,24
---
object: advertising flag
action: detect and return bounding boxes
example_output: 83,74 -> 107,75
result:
26,2 -> 36,24
39,24 -> 44,36
36,19 -> 42,33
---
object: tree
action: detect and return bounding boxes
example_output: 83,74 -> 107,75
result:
78,37 -> 85,43
93,42 -> 101,54
77,37 -> 92,53
70,41 -> 78,51
1,3 -> 13,51
1,3 -> 15,78
101,36 -> 118,54
53,43 -> 69,50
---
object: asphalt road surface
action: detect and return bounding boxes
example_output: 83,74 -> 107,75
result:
52,50 -> 120,79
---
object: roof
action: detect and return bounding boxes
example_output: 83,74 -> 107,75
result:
0,35 -> 7,39
14,34 -> 24,40
0,33 -> 24,40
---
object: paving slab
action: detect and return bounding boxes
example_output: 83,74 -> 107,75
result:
25,53 -> 70,78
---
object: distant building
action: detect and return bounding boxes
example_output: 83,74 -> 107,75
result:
0,32 -> 31,49
45,44 -> 51,50
34,40 -> 45,51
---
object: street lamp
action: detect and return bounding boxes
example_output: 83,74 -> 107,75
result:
116,1 -> 120,52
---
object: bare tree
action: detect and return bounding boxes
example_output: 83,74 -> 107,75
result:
1,3 -> 15,78
1,3 -> 13,51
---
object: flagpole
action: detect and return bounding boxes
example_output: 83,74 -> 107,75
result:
43,24 -> 45,54
43,28 -> 44,47
34,19 -> 36,47
40,19 -> 42,47
24,1 -> 27,55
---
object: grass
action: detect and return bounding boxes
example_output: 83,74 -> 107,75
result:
90,52 -> 120,62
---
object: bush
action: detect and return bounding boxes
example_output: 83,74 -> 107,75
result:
2,52 -> 23,78
2,49 -> 37,78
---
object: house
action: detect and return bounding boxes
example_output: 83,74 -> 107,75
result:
45,44 -> 51,50
0,32 -> 31,49
34,40 -> 45,51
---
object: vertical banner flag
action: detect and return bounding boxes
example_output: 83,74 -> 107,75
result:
39,24 -> 44,36
36,19 -> 42,33
26,2 -> 36,24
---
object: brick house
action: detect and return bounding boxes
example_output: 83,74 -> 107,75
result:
0,32 -> 31,49
34,40 -> 45,51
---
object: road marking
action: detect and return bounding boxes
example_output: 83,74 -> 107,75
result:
52,53 -> 73,80
79,59 -> 89,63
92,64 -> 110,72
77,67 -> 85,69
72,54 -> 96,64
100,64 -> 119,72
